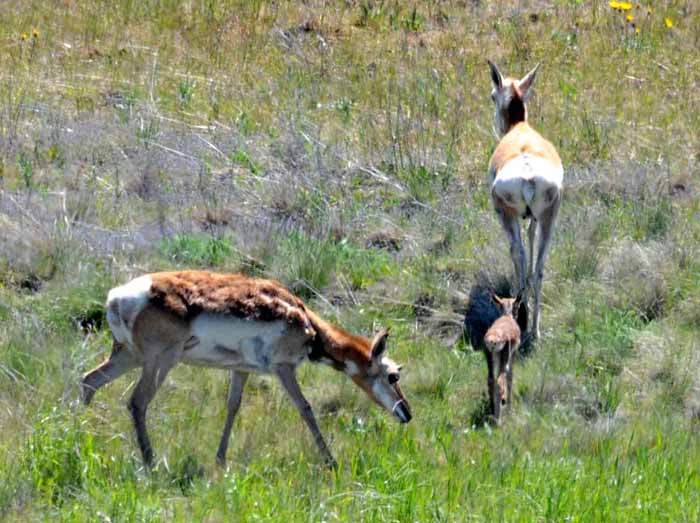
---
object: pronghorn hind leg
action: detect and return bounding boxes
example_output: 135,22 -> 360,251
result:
275,364 -> 337,469
216,369 -> 249,466
527,218 -> 537,291
81,339 -> 139,405
128,343 -> 183,468
532,197 -> 561,339
496,209 -> 527,294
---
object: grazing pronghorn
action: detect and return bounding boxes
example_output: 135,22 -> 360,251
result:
484,294 -> 522,422
488,60 -> 563,339
81,271 -> 411,468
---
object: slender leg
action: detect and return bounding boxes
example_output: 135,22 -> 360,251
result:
497,348 -> 509,410
497,209 -> 526,294
488,351 -> 501,423
506,342 -> 515,412
485,351 -> 496,421
275,364 -> 337,468
527,218 -> 537,291
128,344 -> 182,467
81,340 -> 140,405
216,369 -> 249,466
532,197 -> 561,339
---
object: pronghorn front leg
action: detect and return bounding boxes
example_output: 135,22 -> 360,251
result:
532,196 -> 561,339
216,369 -> 249,466
81,339 -> 139,405
275,364 -> 337,469
128,343 -> 183,467
486,350 -> 500,423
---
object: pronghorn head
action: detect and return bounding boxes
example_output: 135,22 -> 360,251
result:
352,329 -> 412,424
491,292 -> 523,318
488,60 -> 541,136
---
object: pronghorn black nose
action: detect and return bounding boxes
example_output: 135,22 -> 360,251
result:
395,400 -> 412,423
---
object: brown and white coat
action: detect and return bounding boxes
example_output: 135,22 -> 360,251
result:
82,270 -> 412,468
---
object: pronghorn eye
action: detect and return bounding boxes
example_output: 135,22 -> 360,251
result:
388,373 -> 400,385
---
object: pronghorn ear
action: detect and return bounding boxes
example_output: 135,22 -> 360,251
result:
491,293 -> 503,307
370,328 -> 390,361
517,62 -> 541,101
488,60 -> 503,89
513,290 -> 524,310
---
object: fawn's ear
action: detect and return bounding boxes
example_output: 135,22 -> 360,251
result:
488,60 -> 503,90
491,293 -> 503,307
513,290 -> 524,311
517,62 -> 541,101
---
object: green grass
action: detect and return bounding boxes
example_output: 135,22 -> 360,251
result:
1,1 -> 700,521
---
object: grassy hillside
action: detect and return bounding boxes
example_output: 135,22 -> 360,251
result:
1,1 -> 699,521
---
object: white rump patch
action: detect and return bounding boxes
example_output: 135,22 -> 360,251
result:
106,275 -> 152,347
496,154 -> 563,187
493,154 -> 563,217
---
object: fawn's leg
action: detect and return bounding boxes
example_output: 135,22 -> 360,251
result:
488,351 -> 501,423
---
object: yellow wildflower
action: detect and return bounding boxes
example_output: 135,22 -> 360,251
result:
619,2 -> 632,9
32,28 -> 39,38
626,14 -> 634,22
664,17 -> 673,28
635,27 -> 641,34
609,1 -> 621,9
20,32 -> 28,40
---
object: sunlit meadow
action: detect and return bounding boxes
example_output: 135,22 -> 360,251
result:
1,1 -> 699,521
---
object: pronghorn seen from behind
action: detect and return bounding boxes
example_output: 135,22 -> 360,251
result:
81,270 -> 412,469
488,60 -> 563,340
484,293 -> 522,422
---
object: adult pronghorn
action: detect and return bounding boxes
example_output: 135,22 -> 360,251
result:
81,270 -> 412,468
487,60 -> 563,339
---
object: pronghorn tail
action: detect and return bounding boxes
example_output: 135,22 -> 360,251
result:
522,178 -> 537,207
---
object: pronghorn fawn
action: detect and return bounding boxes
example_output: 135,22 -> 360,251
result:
484,293 -> 522,423
488,60 -> 563,340
81,270 -> 412,469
